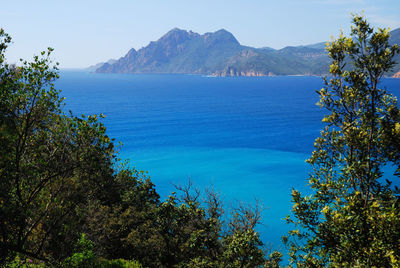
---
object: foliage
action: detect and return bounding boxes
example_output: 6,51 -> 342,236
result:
165,185 -> 282,268
61,234 -> 143,268
284,15 -> 400,266
62,234 -> 97,267
264,251 -> 283,268
5,235 -> 143,268
83,169 -> 161,266
89,179 -> 272,267
4,255 -> 47,268
97,258 -> 142,268
0,26 -> 122,263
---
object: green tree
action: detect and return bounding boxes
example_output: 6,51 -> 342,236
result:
284,15 -> 400,266
83,168 -> 162,266
62,234 -> 97,268
0,28 -> 120,263
159,184 -> 268,268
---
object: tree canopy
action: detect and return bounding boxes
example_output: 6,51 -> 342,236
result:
284,15 -> 400,267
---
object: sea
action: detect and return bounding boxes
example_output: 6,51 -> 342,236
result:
56,71 -> 400,255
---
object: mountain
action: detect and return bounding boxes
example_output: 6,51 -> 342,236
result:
97,28 -> 245,74
389,28 -> 400,76
95,27 -> 400,76
303,42 -> 327,50
390,27 -> 400,45
257,46 -> 276,52
87,59 -> 117,71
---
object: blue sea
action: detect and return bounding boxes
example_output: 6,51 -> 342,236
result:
56,71 -> 400,254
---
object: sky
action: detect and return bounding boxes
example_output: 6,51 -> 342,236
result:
2,0 -> 400,68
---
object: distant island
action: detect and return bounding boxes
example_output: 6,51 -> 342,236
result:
94,27 -> 400,77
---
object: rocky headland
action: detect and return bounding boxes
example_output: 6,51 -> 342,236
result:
93,27 -> 400,77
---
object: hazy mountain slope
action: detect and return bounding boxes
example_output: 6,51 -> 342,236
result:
389,28 -> 400,76
87,59 -> 117,71
94,27 -> 400,76
97,28 -> 245,74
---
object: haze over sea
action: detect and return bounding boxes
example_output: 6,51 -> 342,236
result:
57,71 -> 400,253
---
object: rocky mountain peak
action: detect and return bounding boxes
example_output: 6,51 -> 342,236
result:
158,28 -> 198,45
203,29 -> 240,46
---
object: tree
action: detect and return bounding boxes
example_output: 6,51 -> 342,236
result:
0,28 -> 120,263
83,168 -> 162,267
159,184 -> 268,268
284,15 -> 400,266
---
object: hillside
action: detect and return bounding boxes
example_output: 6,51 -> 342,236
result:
95,27 -> 400,77
86,59 -> 117,71
389,27 -> 400,76
97,28 -> 244,74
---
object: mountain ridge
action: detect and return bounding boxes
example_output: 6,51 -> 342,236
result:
95,27 -> 400,77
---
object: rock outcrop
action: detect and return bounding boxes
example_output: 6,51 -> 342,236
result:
212,67 -> 273,77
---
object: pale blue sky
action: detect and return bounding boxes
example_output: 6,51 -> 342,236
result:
2,0 -> 400,68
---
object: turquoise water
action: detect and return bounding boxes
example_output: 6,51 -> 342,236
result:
57,71 -> 400,254
123,146 -> 309,252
